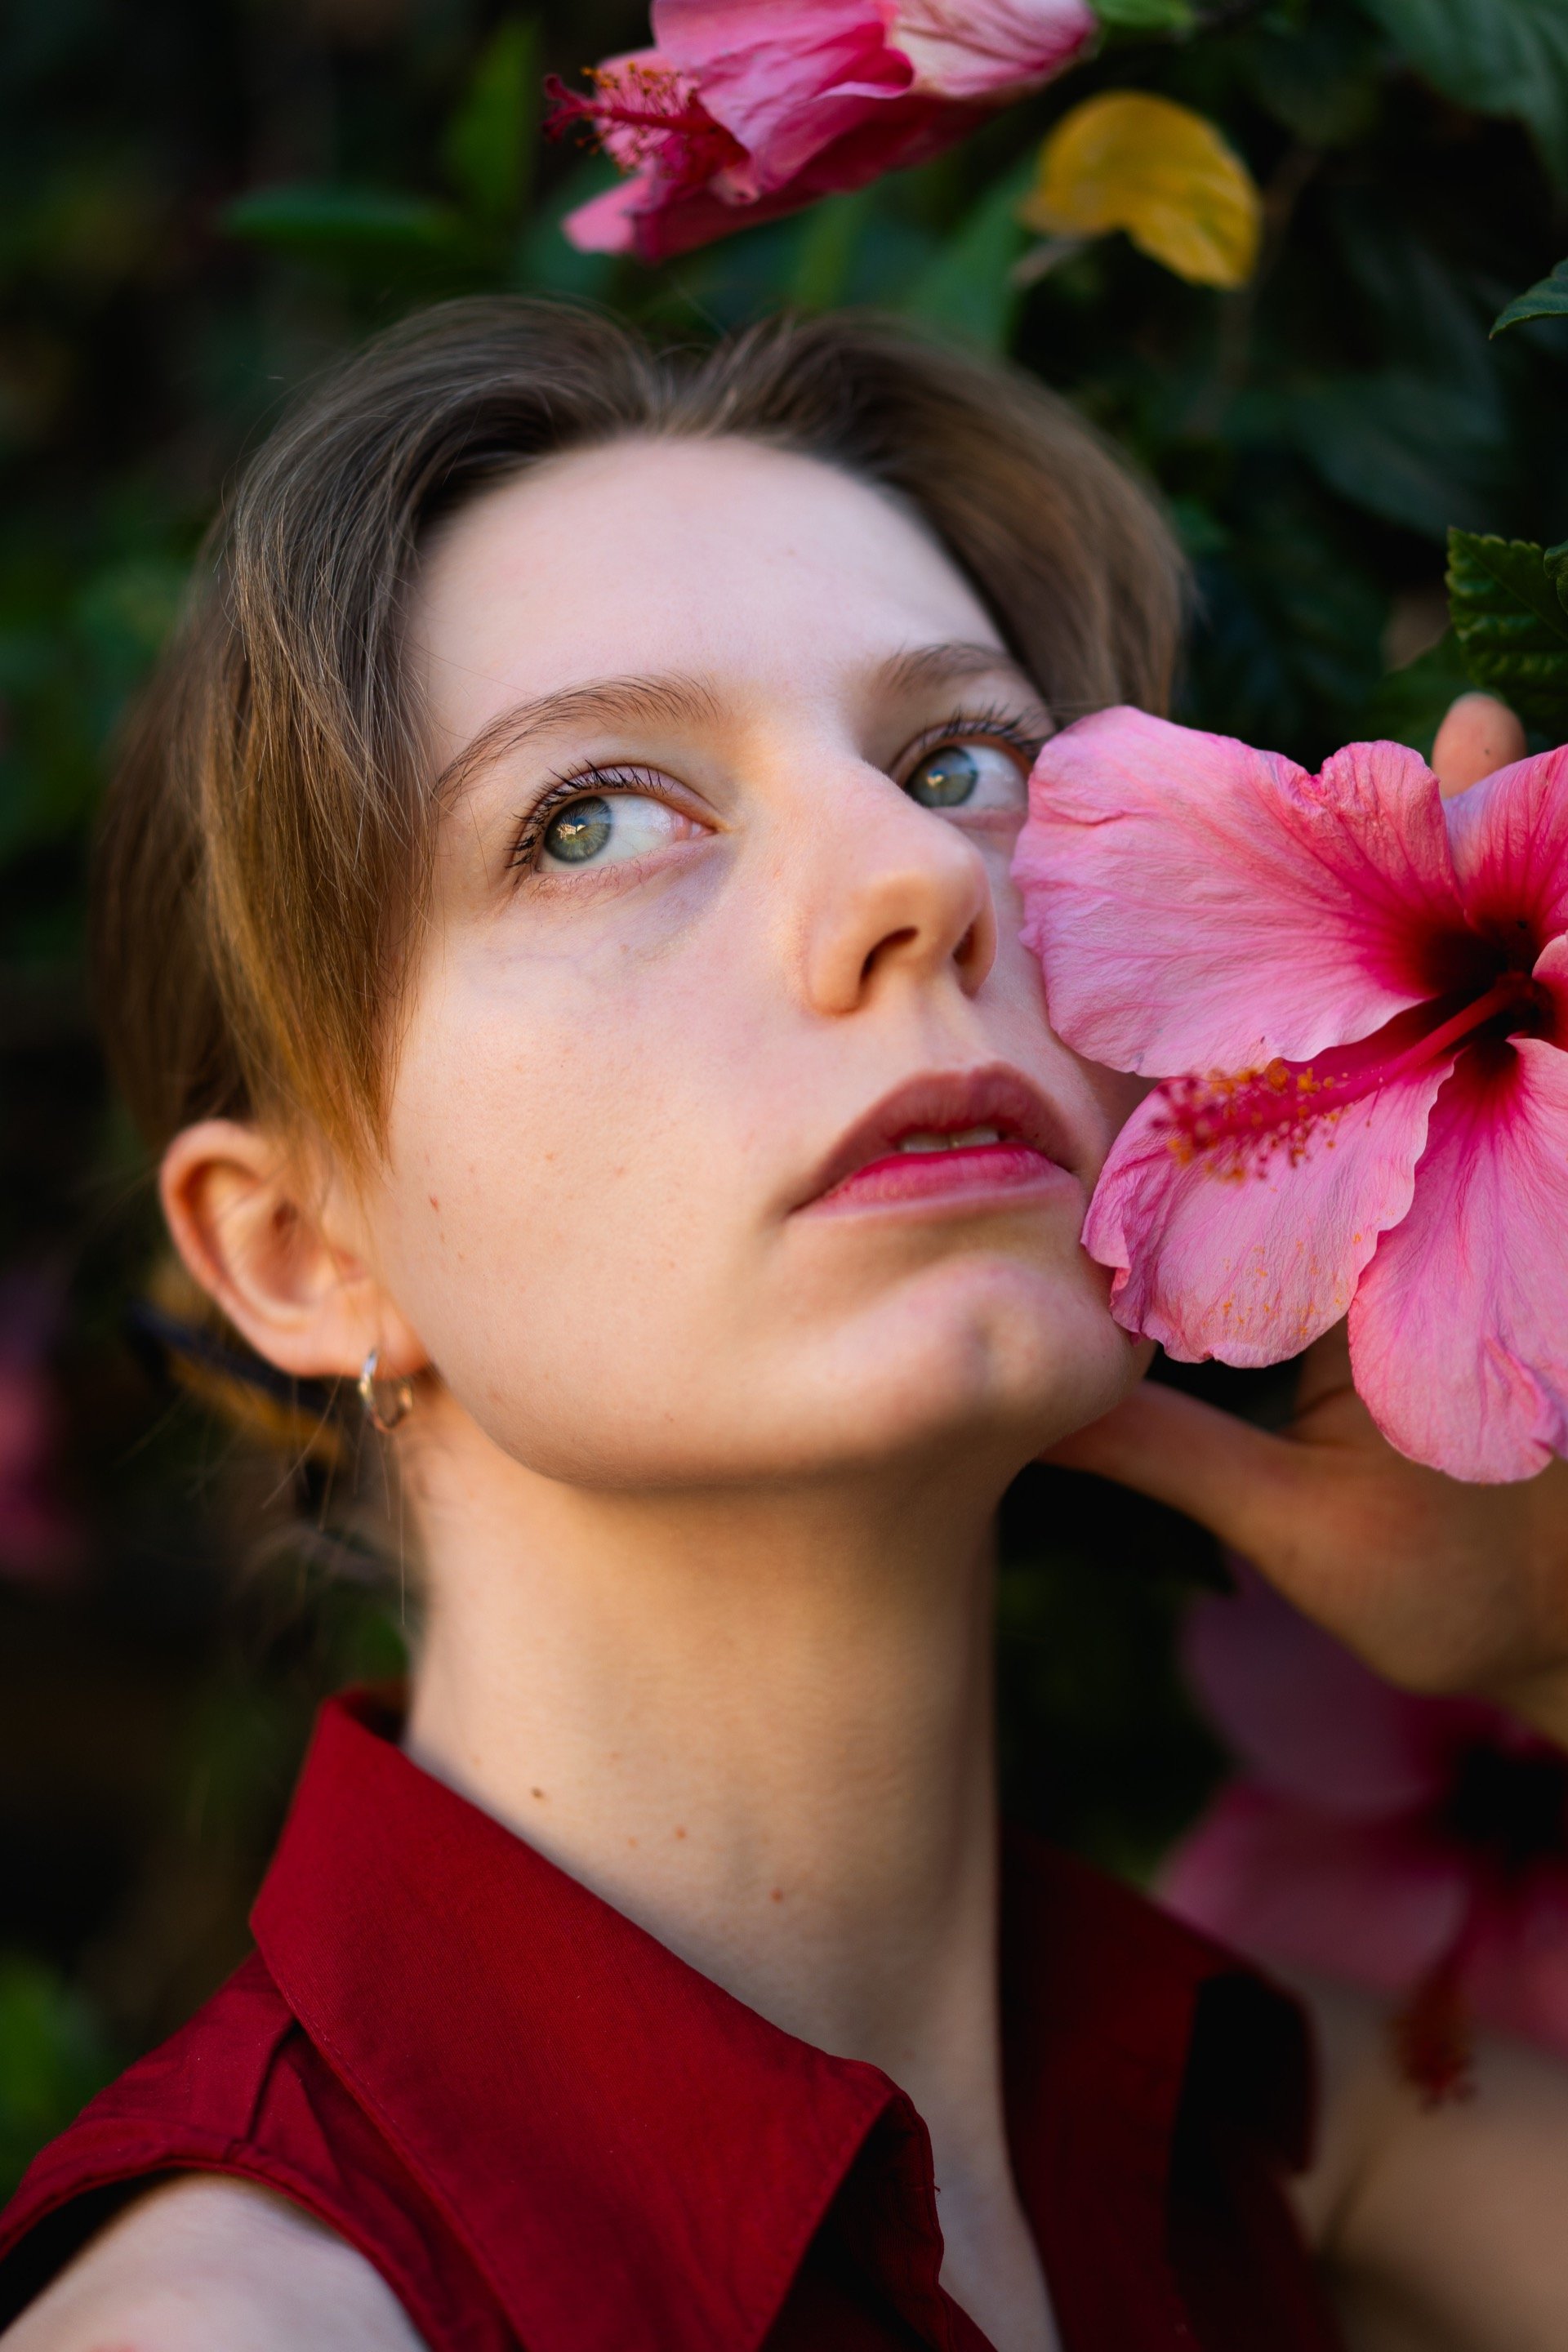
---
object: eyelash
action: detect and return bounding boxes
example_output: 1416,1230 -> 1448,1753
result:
505,706 -> 1045,877
899,705 -> 1045,778
506,763 -> 673,875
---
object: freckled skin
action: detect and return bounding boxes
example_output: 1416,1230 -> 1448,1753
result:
363,439 -> 1142,1491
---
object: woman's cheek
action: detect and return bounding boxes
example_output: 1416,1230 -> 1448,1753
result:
1080,1064 -> 1152,1171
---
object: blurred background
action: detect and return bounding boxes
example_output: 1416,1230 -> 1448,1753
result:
0,0 -> 1564,2192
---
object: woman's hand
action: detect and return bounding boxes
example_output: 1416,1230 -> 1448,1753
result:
1047,693 -> 1568,1746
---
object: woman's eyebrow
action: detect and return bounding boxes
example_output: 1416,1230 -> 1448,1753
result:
434,673 -> 724,804
875,641 -> 1042,702
435,643 -> 1044,804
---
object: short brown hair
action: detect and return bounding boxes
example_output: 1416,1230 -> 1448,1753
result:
94,299 -> 1183,1166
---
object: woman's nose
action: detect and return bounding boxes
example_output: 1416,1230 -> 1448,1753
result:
795,768 -> 999,1018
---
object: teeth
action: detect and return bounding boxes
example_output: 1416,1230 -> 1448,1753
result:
895,1125 -> 1004,1154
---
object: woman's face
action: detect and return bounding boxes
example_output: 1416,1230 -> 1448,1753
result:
371,436 -> 1144,1490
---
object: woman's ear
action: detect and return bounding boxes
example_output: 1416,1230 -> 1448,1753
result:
158,1120 -> 426,1383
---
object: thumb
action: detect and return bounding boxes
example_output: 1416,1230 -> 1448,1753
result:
1042,1381 -> 1308,1563
1430,692 -> 1526,798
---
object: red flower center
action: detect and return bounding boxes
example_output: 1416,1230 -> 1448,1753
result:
543,65 -> 746,189
1160,960 -> 1554,1174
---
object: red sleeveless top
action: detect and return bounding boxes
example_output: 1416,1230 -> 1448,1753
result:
0,1691 -> 1342,2352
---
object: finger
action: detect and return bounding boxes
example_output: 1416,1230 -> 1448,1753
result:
1294,1317 -> 1354,1414
1041,1381 -> 1307,1561
1431,692 -> 1526,799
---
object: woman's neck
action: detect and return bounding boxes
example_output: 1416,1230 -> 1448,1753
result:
400,1402 -> 1056,2352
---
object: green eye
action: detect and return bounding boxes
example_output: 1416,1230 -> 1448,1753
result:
907,745 -> 980,808
903,739 -> 1029,818
534,788 -> 702,873
542,795 -> 613,863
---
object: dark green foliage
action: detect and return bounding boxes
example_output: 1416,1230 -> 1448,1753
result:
1093,0 -> 1198,34
0,1958 -> 117,2198
443,18 -> 541,228
996,1462 -> 1227,1885
1447,530 -> 1568,733
1493,257 -> 1568,336
1356,0 -> 1568,188
0,0 -> 1564,2194
225,185 -> 467,259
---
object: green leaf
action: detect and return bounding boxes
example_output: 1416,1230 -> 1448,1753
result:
1356,0 -> 1568,189
1491,256 -> 1568,336
1276,372 -> 1502,541
443,16 -> 539,229
222,185 -> 464,258
1091,0 -> 1196,32
786,189 -> 875,311
1250,12 -> 1382,145
898,158 -> 1034,351
1446,529 -> 1568,732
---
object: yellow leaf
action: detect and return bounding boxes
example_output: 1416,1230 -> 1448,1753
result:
1019,91 -> 1261,289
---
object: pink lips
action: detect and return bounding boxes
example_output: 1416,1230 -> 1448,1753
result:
817,1139 -> 1064,1213
797,1065 -> 1078,1217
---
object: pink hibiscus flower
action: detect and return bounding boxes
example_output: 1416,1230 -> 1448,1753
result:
1162,1561 -> 1568,2100
1013,706 -> 1568,1483
546,0 -> 1097,262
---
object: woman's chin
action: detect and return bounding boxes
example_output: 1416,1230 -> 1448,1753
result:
778,1253 -> 1141,1475
425,1254 -> 1138,1494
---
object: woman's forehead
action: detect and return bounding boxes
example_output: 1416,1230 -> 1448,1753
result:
412,435 -> 1008,754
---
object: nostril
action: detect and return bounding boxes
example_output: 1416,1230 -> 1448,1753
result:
955,921 -> 981,969
860,927 -> 917,987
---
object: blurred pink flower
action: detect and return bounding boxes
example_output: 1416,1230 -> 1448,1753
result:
1013,707 -> 1568,1482
1161,1563 -> 1568,2100
0,1270 -> 82,1584
546,0 -> 1097,261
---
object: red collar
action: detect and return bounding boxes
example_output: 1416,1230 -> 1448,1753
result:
252,1690 -> 1314,2352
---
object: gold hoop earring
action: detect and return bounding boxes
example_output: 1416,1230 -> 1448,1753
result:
359,1348 -> 414,1434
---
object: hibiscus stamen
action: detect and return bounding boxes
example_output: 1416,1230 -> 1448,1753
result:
542,65 -> 744,182
1160,967 -> 1548,1177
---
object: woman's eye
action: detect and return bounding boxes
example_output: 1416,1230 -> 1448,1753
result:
905,741 -> 1026,814
539,791 -> 695,871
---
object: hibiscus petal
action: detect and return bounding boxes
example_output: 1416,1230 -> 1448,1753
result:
1182,1563 -> 1490,1813
1158,1784 -> 1467,1994
886,0 -> 1094,99
1443,744 -> 1568,950
1083,1053 -> 1451,1365
562,175 -> 653,254
1349,1018 -> 1568,1482
1165,1785 -> 1568,2067
1538,926 -> 1568,1039
1015,708 -> 1469,1075
1463,1872 -> 1568,2065
653,0 -> 907,193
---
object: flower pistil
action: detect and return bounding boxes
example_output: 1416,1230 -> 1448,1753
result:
1160,967 -> 1551,1177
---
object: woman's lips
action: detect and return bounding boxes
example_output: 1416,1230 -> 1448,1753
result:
808,1137 -> 1072,1215
795,1066 -> 1082,1217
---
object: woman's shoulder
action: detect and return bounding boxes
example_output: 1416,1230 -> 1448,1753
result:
0,2176 -> 427,2352
0,1949 -> 507,2352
